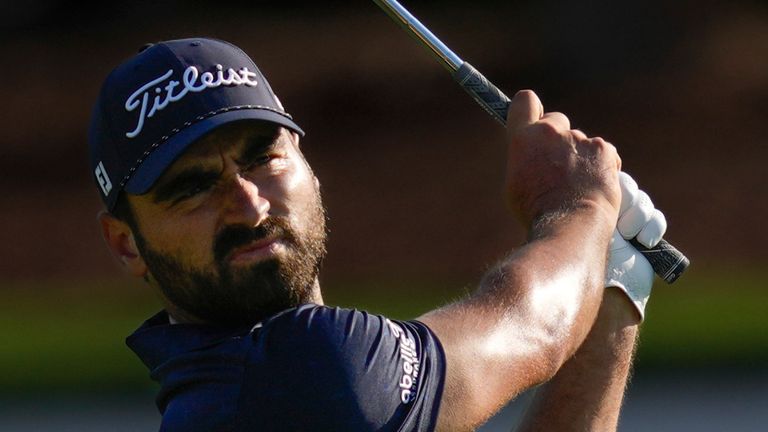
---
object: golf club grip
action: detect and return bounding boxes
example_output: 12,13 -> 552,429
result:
454,62 -> 511,125
454,61 -> 690,284
629,238 -> 689,284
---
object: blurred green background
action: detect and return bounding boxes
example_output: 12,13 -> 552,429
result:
2,269 -> 767,394
1,0 -> 767,430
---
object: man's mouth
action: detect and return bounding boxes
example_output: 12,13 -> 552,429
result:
226,236 -> 283,265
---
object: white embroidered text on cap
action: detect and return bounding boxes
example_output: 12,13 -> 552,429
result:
125,65 -> 259,139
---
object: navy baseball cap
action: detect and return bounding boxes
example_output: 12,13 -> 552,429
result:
89,37 -> 304,211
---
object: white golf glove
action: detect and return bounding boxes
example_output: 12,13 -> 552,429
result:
605,172 -> 667,321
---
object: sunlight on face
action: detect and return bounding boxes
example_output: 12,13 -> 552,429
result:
128,121 -> 328,326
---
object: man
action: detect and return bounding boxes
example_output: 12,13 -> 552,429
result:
89,38 -> 666,431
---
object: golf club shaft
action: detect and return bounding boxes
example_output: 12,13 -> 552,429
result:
373,0 -> 690,283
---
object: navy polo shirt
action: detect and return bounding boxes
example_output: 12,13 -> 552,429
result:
126,304 -> 446,431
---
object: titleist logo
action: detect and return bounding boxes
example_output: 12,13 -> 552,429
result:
125,65 -> 259,138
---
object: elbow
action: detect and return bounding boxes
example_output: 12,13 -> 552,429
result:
511,328 -> 571,387
515,311 -> 578,385
516,277 -> 596,382
537,340 -> 571,383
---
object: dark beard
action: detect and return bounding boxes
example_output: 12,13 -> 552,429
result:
135,204 -> 327,327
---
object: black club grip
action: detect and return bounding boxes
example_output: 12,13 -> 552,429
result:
453,62 -> 511,125
454,61 -> 690,284
629,238 -> 690,284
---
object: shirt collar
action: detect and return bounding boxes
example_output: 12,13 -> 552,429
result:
125,310 -> 253,371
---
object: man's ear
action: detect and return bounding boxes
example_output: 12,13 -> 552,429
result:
97,211 -> 148,278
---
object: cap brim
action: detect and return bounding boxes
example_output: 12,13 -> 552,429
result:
124,109 -> 304,195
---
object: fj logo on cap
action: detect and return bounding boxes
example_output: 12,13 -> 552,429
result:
95,161 -> 113,196
125,64 -> 260,139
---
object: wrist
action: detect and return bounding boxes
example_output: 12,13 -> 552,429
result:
602,287 -> 643,326
580,195 -> 620,226
530,198 -> 617,241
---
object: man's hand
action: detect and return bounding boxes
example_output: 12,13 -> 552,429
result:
606,171 -> 668,321
506,90 -> 622,229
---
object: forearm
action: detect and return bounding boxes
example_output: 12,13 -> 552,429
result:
478,200 -> 616,364
515,288 -> 640,432
424,203 -> 616,432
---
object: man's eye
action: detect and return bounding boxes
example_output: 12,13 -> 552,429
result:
176,182 -> 214,203
246,155 -> 273,170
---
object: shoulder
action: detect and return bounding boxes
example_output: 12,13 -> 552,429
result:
235,304 -> 446,431
257,304 -> 401,353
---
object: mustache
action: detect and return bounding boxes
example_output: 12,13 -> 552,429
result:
213,218 -> 294,264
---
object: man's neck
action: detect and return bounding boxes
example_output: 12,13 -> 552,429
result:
166,279 -> 325,325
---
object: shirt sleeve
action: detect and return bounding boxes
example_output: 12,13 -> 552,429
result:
234,304 -> 446,432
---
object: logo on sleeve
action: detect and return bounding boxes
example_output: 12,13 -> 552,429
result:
387,319 -> 421,404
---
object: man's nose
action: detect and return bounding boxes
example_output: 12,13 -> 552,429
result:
222,174 -> 270,226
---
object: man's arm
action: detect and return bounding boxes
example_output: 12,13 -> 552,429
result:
514,174 -> 665,431
515,288 -> 639,431
417,90 -> 623,431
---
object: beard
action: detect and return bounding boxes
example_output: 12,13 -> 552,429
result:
134,197 -> 327,327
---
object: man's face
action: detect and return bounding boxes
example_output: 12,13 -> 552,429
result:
126,121 -> 327,326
